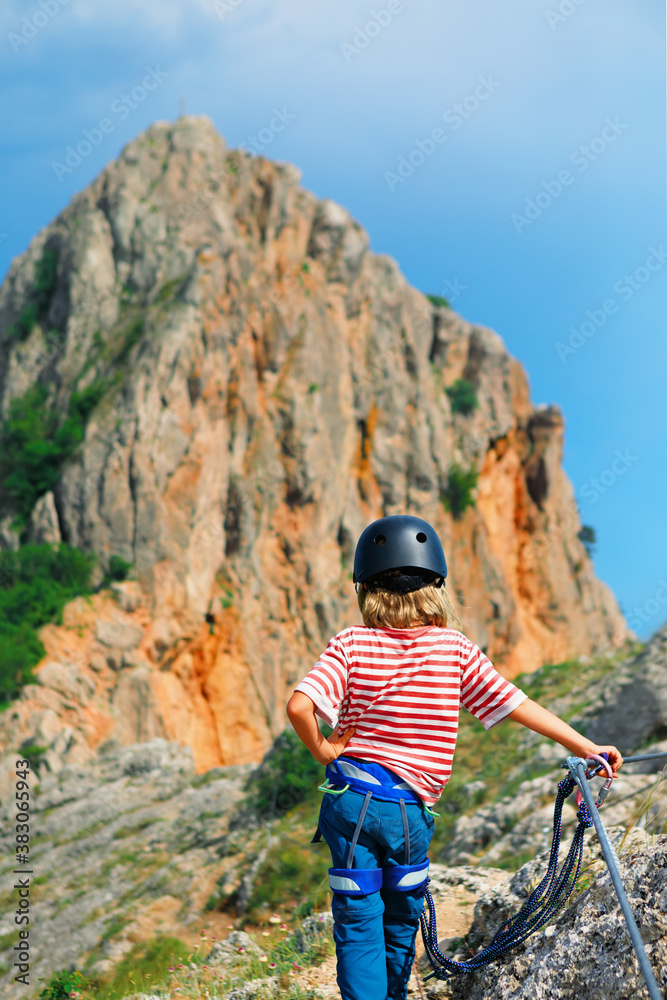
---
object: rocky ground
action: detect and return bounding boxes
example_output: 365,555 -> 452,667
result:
99,831 -> 667,1000
445,830 -> 667,1000
0,738 -> 253,995
3,727 -> 667,1000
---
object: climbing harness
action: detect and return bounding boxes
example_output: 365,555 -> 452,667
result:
312,756 -> 431,897
420,751 -> 667,1000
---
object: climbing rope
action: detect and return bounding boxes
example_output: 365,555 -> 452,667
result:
420,751 -> 667,999
420,771 -> 591,980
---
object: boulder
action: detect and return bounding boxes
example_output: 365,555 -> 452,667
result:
577,625 -> 667,753
445,831 -> 667,1000
95,616 -> 144,650
206,930 -> 262,965
26,490 -> 62,545
36,660 -> 97,705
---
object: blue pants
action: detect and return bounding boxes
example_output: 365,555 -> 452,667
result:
318,786 -> 435,1000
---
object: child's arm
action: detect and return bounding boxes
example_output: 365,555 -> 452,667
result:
286,692 -> 356,765
506,698 -> 623,773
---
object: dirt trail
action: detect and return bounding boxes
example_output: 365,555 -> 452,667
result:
295,868 -> 508,998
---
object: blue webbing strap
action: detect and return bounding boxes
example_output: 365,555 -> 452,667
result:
420,773 -> 591,980
399,798 -> 411,866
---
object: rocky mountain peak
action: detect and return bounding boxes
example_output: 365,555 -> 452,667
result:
0,115 -> 628,772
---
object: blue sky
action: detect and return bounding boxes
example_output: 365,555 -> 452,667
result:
1,0 -> 665,638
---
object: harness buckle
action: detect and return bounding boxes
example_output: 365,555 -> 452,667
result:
318,779 -> 350,796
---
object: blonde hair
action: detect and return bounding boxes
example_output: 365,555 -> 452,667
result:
357,572 -> 463,631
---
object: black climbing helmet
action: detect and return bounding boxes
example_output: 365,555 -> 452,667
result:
353,515 -> 447,593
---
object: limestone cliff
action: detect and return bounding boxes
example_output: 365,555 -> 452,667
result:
0,115 -> 628,774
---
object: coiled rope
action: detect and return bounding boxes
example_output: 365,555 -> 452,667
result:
419,773 -> 591,980
420,752 -> 667,999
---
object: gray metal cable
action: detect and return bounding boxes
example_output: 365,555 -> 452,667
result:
345,791 -> 373,869
567,757 -> 662,1000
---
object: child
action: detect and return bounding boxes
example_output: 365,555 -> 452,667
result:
286,515 -> 623,1000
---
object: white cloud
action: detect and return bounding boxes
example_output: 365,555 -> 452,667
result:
1,0 -> 214,38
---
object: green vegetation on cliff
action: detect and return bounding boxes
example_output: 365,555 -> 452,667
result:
7,247 -> 59,343
0,544 -> 96,704
426,293 -> 450,309
441,462 -> 479,518
446,377 -> 479,416
247,728 -> 324,818
0,379 -> 110,529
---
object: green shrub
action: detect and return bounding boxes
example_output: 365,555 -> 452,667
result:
446,377 -> 479,416
8,304 -> 39,342
427,294 -> 450,308
38,969 -> 92,1000
244,841 -> 330,921
441,463 -> 478,519
0,378 -> 109,527
578,525 -> 596,556
94,934 -> 192,1000
101,554 -> 133,588
0,623 -> 43,699
0,544 -> 95,702
18,742 -> 49,774
7,249 -> 59,343
34,249 -> 59,311
68,380 -> 111,423
0,385 -> 61,523
246,728 -> 324,818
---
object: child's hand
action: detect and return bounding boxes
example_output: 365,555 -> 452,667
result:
317,726 -> 356,765
586,744 -> 624,774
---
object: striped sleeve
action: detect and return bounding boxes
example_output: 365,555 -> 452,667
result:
460,639 -> 527,730
294,632 -> 349,729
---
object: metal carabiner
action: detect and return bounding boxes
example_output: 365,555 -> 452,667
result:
577,752 -> 614,809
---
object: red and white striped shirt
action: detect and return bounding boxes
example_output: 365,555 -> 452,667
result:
295,625 -> 526,806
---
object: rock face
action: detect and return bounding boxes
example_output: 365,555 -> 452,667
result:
0,115 -> 628,772
445,832 -> 667,1000
0,737 -> 253,998
578,625 -> 667,754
